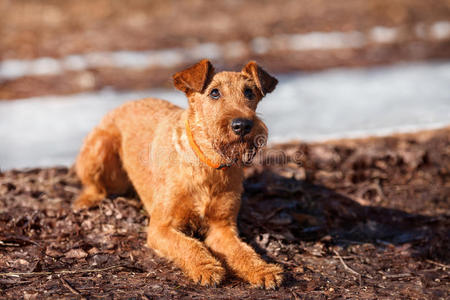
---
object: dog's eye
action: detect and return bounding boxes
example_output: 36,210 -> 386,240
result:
244,88 -> 254,100
209,88 -> 221,100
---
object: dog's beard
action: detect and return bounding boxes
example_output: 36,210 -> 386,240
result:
213,136 -> 262,167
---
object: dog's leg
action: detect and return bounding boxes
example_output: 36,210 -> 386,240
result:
205,222 -> 283,289
147,222 -> 225,286
74,128 -> 129,210
74,184 -> 106,211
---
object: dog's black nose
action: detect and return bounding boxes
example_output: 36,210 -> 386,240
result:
231,118 -> 254,136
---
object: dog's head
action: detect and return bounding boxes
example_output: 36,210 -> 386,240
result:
173,59 -> 277,166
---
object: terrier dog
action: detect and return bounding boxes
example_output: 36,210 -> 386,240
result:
74,60 -> 282,289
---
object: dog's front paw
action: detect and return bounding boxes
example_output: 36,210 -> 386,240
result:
188,259 -> 225,287
246,263 -> 283,290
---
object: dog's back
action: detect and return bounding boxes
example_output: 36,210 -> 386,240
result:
74,98 -> 183,210
103,98 -> 183,138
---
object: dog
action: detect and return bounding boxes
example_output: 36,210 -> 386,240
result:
73,59 -> 283,289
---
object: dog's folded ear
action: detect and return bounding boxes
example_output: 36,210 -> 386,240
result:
242,61 -> 278,96
173,59 -> 215,94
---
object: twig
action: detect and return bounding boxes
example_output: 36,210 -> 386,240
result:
0,265 -> 124,277
291,291 -> 301,300
0,240 -> 20,247
60,277 -> 86,300
333,249 -> 362,286
332,255 -> 358,260
426,259 -> 449,270
1,235 -> 40,247
381,273 -> 413,279
264,206 -> 285,221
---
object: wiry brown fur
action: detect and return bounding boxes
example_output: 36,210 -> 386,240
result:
74,60 -> 282,289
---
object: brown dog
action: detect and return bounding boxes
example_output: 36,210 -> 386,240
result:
73,60 -> 283,289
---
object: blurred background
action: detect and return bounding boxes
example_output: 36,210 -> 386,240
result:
0,0 -> 449,169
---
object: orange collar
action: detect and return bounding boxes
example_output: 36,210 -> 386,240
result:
185,118 -> 229,170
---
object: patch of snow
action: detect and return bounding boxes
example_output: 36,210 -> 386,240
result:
287,31 -> 366,50
370,26 -> 399,44
430,21 -> 450,40
251,37 -> 271,54
1,21 -> 449,80
1,61 -> 449,169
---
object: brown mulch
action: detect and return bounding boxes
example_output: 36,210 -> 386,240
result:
0,128 -> 449,299
2,0 -> 449,61
1,0 -> 450,100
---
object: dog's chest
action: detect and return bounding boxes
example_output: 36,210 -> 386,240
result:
185,194 -> 226,238
184,212 -> 209,238
194,186 -> 219,219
